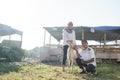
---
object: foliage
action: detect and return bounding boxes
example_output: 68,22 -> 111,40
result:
23,47 -> 40,58
0,46 -> 25,61
0,62 -> 21,73
23,50 -> 33,58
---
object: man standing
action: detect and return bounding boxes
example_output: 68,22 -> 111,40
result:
76,40 -> 96,74
62,22 -> 76,72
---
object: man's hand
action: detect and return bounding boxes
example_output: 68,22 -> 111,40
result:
81,58 -> 94,64
77,53 -> 81,58
81,60 -> 86,64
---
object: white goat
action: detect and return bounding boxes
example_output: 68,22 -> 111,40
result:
67,41 -> 77,72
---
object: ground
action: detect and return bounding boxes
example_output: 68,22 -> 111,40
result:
0,61 -> 120,80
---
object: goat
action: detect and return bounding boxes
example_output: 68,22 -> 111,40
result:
67,41 -> 78,72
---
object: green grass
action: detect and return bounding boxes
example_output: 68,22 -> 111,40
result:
88,62 -> 120,80
0,61 -> 120,80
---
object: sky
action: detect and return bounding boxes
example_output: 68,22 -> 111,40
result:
0,0 -> 120,50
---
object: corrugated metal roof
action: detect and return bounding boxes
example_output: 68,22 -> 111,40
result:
44,26 -> 120,41
0,23 -> 22,36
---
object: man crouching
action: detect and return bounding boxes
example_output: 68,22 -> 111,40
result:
76,40 -> 96,74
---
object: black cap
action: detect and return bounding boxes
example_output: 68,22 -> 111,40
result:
81,40 -> 88,44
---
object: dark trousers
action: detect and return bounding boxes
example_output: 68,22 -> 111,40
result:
62,45 -> 69,66
76,58 -> 95,73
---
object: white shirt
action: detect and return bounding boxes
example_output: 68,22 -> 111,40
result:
62,29 -> 76,45
79,47 -> 96,66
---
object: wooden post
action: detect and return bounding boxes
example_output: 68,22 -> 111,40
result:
115,40 -> 117,45
9,35 -> 11,40
49,34 -> 51,47
43,29 -> 46,47
82,29 -> 84,40
58,40 -> 61,48
20,33 -> 23,48
100,40 -> 101,47
8,35 -> 11,47
59,40 -> 60,46
0,36 -> 1,42
104,33 -> 106,48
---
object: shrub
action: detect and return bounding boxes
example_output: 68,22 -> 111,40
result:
0,46 -> 25,61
